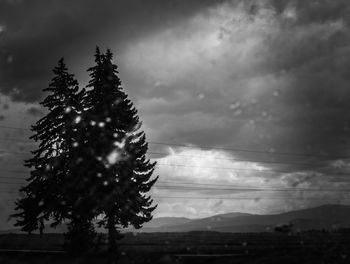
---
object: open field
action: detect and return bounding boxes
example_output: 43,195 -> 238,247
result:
0,230 -> 349,263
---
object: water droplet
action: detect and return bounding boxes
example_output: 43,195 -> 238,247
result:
7,55 -> 13,64
103,181 -> 108,186
75,116 -> 81,123
72,142 -> 79,147
65,107 -> 71,113
233,109 -> 242,116
90,121 -> 96,126
107,150 -> 120,165
98,122 -> 105,128
197,93 -> 205,100
114,139 -> 125,149
229,101 -> 240,110
0,25 -> 5,33
267,147 -> 275,153
273,90 -> 280,97
106,117 -> 112,122
97,173 -> 102,178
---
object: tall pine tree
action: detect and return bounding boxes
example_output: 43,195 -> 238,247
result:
12,59 -> 88,241
81,48 -> 158,252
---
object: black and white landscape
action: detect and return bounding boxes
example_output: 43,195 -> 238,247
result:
1,0 -> 350,263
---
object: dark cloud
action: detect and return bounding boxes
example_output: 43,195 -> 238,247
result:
0,0 -> 223,102
1,0 -> 350,223
117,0 -> 350,167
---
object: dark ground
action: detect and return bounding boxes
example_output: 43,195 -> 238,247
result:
0,230 -> 349,264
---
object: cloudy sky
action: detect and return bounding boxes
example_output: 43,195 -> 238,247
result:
1,0 -> 350,229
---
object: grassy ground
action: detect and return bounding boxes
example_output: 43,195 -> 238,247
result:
0,230 -> 349,263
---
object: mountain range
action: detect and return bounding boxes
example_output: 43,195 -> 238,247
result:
2,204 -> 350,234
128,204 -> 350,233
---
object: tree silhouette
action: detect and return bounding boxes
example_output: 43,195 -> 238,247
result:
12,59 -> 94,252
81,48 -> 158,253
12,49 -> 158,256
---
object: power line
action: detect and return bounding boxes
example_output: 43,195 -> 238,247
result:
154,186 -> 350,192
0,169 -> 28,174
1,178 -> 349,193
0,142 -> 338,167
0,137 -> 33,143
2,175 -> 348,191
0,125 -> 31,131
0,176 -> 26,180
156,163 -> 350,176
0,181 -> 24,185
152,196 -> 348,201
149,142 -> 347,159
0,189 -> 347,201
148,152 -> 335,167
155,181 -> 350,192
0,163 -> 350,179
1,125 -> 348,159
0,150 -> 30,155
0,145 -> 336,168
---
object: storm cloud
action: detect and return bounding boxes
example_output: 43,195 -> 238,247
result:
1,0 -> 350,224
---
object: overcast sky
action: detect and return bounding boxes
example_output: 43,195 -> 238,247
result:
1,0 -> 350,229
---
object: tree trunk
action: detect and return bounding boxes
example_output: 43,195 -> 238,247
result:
107,214 -> 117,253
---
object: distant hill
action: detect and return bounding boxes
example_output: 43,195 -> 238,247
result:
141,217 -> 192,228
2,204 -> 350,234
129,204 -> 350,233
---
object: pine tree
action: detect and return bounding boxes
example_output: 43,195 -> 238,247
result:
82,48 -> 158,253
12,59 -> 93,249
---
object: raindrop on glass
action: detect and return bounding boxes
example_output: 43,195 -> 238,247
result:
229,101 -> 240,110
273,90 -> 280,97
234,109 -> 242,116
197,93 -> 205,100
7,55 -> 13,64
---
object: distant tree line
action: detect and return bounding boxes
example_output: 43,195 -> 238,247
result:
12,47 -> 158,256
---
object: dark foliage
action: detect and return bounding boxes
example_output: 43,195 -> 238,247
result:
12,59 -> 83,234
12,49 -> 158,255
79,47 -> 158,252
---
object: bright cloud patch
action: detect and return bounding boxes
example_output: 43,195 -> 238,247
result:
150,148 -> 350,218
